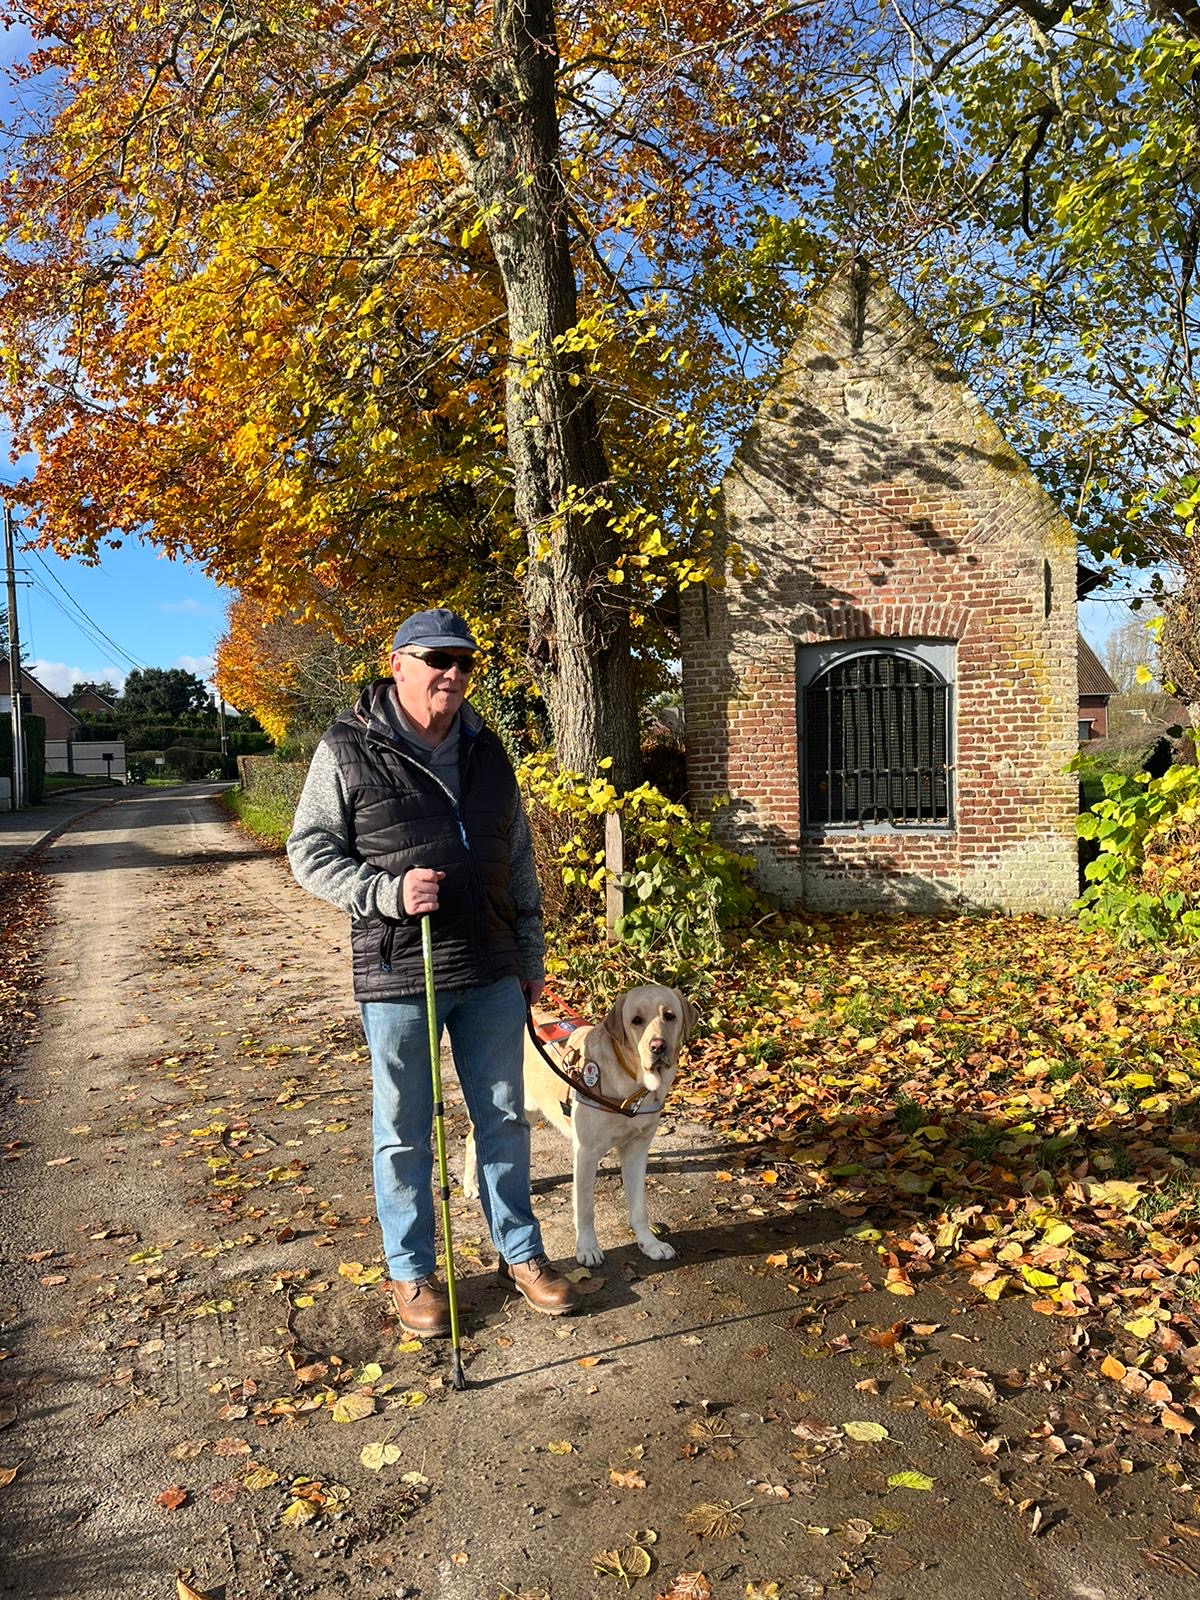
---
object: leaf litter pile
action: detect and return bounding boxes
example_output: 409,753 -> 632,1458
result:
0,863 -> 48,1087
562,912 -> 1200,1447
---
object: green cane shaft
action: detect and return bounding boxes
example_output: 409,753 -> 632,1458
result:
421,916 -> 462,1360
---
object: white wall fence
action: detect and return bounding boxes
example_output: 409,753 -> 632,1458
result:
45,739 -> 128,783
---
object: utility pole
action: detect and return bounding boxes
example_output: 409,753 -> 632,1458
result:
218,696 -> 228,761
3,500 -> 24,812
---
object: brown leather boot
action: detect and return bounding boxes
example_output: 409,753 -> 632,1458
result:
385,1276 -> 451,1337
498,1254 -> 580,1316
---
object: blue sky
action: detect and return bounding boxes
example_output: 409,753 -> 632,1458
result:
8,500 -> 230,696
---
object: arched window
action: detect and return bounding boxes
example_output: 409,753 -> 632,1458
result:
804,650 -> 952,827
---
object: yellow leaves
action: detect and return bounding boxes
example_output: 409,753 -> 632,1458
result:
1021,1267 -> 1060,1290
546,1439 -> 574,1455
241,1463 -> 280,1491
1042,1222 -> 1074,1247
592,1542 -> 652,1585
683,1501 -> 745,1539
331,1392 -> 376,1424
842,1421 -> 889,1443
338,1261 -> 386,1286
1087,1179 -> 1144,1212
975,1273 -> 1012,1302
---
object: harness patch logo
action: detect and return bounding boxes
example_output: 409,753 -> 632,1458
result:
581,1060 -> 600,1089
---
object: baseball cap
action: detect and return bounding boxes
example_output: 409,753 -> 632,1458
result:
391,608 -> 480,653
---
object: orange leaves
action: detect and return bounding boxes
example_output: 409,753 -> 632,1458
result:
214,597 -> 368,745
665,909 -> 1200,1346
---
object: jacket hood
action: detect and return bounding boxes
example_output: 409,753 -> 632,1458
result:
347,678 -> 484,743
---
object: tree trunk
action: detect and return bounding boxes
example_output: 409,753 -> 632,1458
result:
475,0 -> 641,788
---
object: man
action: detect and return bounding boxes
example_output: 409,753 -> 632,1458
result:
287,607 -> 579,1335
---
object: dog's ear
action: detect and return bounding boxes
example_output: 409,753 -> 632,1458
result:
675,991 -> 700,1044
600,996 -> 627,1044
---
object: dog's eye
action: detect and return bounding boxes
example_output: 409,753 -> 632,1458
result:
632,1016 -> 643,1027
663,1010 -> 676,1022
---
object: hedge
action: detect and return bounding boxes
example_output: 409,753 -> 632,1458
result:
0,714 -> 46,804
237,754 -> 309,811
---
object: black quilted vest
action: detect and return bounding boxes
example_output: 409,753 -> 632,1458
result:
322,684 -> 522,1000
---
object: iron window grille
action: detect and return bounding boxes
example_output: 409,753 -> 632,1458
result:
804,651 -> 953,827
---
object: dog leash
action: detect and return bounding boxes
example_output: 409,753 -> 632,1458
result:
524,1002 -> 648,1119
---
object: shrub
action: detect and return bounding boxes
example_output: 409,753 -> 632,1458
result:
236,754 -> 309,813
519,755 -> 757,969
1075,747 -> 1200,945
164,744 -> 213,780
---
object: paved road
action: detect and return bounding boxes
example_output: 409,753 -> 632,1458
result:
0,789 -> 123,873
0,788 -> 1188,1600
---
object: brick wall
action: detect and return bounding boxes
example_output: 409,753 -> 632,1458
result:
681,264 -> 1079,914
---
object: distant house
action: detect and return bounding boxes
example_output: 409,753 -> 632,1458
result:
68,687 -> 117,719
0,662 -> 82,742
1077,637 -> 1119,741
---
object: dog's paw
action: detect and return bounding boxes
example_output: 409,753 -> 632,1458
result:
576,1239 -> 604,1267
461,1170 -> 479,1200
637,1235 -> 676,1261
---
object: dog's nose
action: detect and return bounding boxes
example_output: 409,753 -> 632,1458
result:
649,1036 -> 668,1057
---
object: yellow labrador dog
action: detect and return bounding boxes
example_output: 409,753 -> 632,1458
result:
463,984 -> 697,1266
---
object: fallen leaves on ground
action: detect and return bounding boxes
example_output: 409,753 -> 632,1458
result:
592,1541 -> 653,1587
682,1500 -> 746,1539
564,912 -> 1200,1418
655,1574 -> 711,1600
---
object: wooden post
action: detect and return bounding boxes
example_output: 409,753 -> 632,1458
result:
604,810 -> 624,945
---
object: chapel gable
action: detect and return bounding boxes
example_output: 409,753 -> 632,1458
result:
680,263 -> 1078,913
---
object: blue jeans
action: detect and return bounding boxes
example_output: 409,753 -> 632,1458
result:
360,976 -> 542,1281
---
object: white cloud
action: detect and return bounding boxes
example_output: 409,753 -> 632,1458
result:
159,597 -> 214,615
28,660 -> 126,696
174,654 -> 215,679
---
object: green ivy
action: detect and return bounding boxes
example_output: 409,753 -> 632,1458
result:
1074,753 -> 1200,946
519,754 -> 758,968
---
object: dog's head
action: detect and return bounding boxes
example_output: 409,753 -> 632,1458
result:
600,983 -> 698,1094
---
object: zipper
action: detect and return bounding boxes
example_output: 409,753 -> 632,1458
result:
365,728 -> 485,976
367,732 -> 469,840
459,733 -> 489,976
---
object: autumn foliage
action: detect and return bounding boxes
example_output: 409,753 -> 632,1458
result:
0,0 -> 832,778
214,597 -> 369,747
556,908 -> 1200,1387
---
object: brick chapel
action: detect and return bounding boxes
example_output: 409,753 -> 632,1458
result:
680,262 -> 1079,914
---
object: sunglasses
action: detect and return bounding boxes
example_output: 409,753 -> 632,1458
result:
404,649 -> 476,675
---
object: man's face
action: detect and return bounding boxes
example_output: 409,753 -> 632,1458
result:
390,647 -> 475,727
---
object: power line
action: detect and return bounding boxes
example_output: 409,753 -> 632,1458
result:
25,544 -> 147,668
24,573 -> 140,672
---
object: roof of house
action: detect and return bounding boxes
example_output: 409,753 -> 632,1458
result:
1078,635 -> 1120,698
0,661 -> 83,724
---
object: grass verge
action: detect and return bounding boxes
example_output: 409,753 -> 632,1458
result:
42,775 -> 116,794
215,786 -> 293,850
